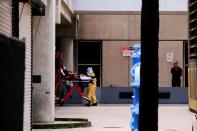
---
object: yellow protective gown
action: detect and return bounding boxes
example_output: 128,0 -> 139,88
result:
86,72 -> 97,104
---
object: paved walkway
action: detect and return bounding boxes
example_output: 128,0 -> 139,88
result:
33,104 -> 193,131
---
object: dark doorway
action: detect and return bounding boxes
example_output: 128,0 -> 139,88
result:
77,41 -> 102,86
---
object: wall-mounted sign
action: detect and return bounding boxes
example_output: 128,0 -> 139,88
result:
166,52 -> 173,62
122,47 -> 134,56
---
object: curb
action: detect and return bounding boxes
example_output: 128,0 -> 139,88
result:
32,118 -> 91,129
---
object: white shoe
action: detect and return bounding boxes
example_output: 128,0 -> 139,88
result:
82,96 -> 91,102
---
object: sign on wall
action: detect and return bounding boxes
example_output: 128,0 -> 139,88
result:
122,47 -> 134,56
166,52 -> 173,62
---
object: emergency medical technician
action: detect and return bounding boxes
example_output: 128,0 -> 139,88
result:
85,67 -> 97,106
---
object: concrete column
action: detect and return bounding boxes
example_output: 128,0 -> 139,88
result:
60,39 -> 74,71
32,0 -> 55,123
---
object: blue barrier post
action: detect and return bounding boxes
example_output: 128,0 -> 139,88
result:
130,44 -> 141,131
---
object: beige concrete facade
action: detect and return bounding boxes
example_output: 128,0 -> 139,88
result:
76,12 -> 188,87
60,39 -> 74,71
78,15 -> 131,40
102,41 -> 130,87
130,12 -> 188,40
159,41 -> 183,87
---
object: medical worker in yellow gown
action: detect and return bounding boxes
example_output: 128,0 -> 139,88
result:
85,67 -> 97,106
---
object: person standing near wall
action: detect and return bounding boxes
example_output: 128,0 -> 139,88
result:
171,61 -> 182,87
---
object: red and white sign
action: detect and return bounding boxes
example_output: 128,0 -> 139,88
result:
122,47 -> 133,56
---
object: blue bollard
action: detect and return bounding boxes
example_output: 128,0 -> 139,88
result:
130,44 -> 141,131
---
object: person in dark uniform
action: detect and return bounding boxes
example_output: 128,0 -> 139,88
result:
171,61 -> 182,87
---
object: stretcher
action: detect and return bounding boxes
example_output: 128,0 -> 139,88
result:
62,72 -> 92,101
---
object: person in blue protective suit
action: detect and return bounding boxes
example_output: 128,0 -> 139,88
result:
84,67 -> 97,106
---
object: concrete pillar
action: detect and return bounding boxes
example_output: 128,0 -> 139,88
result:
32,0 -> 55,123
60,39 -> 74,71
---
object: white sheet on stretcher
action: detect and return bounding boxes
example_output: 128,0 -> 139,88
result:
80,76 -> 92,81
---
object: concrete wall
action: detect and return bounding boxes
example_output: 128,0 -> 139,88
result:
78,15 -> 131,40
129,13 -> 187,87
129,12 -> 188,40
56,0 -> 74,24
60,39 -> 74,71
102,41 -> 130,87
159,41 -> 183,87
78,13 -> 188,40
77,12 -> 188,87
159,13 -> 188,40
